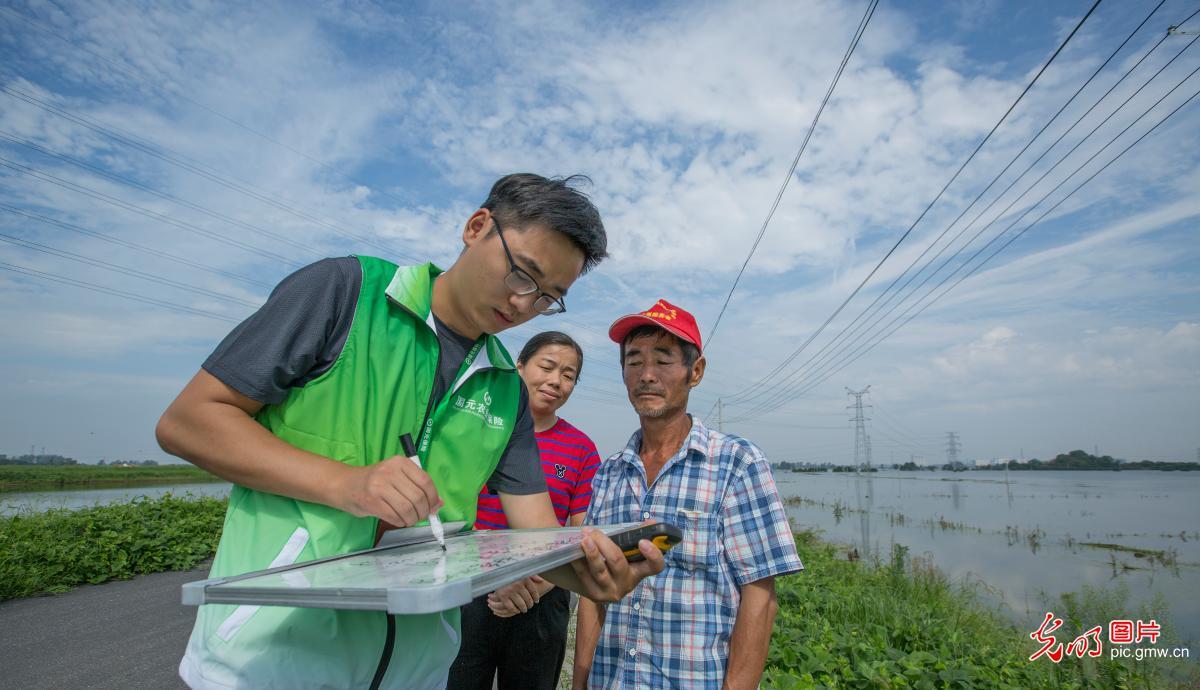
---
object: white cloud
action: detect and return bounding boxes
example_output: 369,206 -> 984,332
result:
0,0 -> 1196,462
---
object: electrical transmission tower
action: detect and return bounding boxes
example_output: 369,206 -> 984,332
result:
946,432 -> 962,468
846,386 -> 872,471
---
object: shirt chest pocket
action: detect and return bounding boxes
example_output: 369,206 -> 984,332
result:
669,509 -> 721,571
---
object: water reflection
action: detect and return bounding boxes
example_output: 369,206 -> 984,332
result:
777,470 -> 1200,657
0,482 -> 231,515
855,474 -> 872,558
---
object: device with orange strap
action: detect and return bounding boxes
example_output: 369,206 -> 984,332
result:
611,521 -> 683,562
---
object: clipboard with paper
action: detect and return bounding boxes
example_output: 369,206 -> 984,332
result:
182,521 -> 648,615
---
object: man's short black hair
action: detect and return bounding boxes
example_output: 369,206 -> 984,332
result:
482,173 -> 608,273
620,324 -> 701,370
518,330 -> 585,381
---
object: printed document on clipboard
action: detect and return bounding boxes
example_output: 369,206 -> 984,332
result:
182,522 -> 645,615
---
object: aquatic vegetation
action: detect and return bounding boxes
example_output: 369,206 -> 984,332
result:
1078,542 -> 1182,569
1027,528 -> 1045,554
924,515 -> 984,533
832,500 -> 846,522
766,531 -> 1197,688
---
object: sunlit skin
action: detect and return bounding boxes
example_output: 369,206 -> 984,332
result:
518,344 -> 580,432
622,330 -> 705,421
432,209 -> 584,340
575,328 -> 778,690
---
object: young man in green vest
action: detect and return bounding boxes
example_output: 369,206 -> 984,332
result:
156,173 -> 665,689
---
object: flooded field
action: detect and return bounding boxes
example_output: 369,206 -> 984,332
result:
0,481 -> 231,516
777,469 -> 1199,658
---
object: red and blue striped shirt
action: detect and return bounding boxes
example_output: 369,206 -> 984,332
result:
474,417 -> 601,529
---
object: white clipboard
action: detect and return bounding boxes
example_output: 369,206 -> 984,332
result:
182,522 -> 644,615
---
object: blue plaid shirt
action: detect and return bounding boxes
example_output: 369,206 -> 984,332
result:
585,417 -> 803,688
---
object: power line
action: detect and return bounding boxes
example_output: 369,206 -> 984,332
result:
775,79 -> 1200,407
0,155 -> 304,267
722,0 -> 1105,405
0,130 -> 317,256
736,26 -> 1200,418
0,261 -> 241,323
870,399 -> 939,443
0,203 -> 274,289
561,389 -> 633,409
0,231 -> 259,308
785,74 -> 1200,400
706,0 -> 879,347
732,0 -> 1175,410
782,45 -> 1200,394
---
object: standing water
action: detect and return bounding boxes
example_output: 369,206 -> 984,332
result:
776,470 -> 1199,658
0,482 -> 232,516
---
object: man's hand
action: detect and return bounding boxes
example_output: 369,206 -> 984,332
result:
487,576 -> 554,618
337,456 -> 443,527
499,493 -> 665,602
565,527 -> 665,603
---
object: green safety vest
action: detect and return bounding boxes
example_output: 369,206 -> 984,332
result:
180,258 -> 522,689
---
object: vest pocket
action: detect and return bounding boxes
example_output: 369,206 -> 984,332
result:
670,509 -> 721,571
214,526 -> 311,642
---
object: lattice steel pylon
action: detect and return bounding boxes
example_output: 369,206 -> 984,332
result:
946,432 -> 962,467
846,386 -> 872,471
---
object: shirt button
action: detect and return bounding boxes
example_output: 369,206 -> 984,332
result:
633,602 -> 640,611
628,648 -> 637,657
641,511 -> 650,519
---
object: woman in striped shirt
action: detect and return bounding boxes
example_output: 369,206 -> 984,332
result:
448,331 -> 601,690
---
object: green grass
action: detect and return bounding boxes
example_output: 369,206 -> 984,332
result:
0,464 -> 219,490
0,493 -> 226,600
764,531 -> 1196,689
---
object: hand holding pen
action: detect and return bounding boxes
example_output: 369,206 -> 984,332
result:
337,434 -> 443,533
400,433 -> 446,550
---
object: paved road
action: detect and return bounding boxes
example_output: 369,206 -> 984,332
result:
0,566 -> 208,690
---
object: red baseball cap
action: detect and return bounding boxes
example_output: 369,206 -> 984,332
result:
608,298 -> 703,352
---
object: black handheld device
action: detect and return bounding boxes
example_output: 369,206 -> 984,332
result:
611,522 -> 683,562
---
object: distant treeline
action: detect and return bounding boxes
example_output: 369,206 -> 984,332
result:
977,450 -> 1199,472
776,450 -> 1199,473
0,464 -> 218,490
775,462 -> 879,473
0,453 -> 79,465
0,454 -> 163,466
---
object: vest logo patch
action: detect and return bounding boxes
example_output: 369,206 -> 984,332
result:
453,394 -> 506,429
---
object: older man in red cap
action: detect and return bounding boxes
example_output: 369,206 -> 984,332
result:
572,299 -> 803,689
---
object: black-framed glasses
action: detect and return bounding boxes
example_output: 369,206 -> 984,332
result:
492,214 -> 567,315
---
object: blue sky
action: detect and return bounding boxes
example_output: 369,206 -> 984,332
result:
1,0 -> 1197,465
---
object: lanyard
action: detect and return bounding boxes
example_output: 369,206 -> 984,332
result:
416,339 -> 485,457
